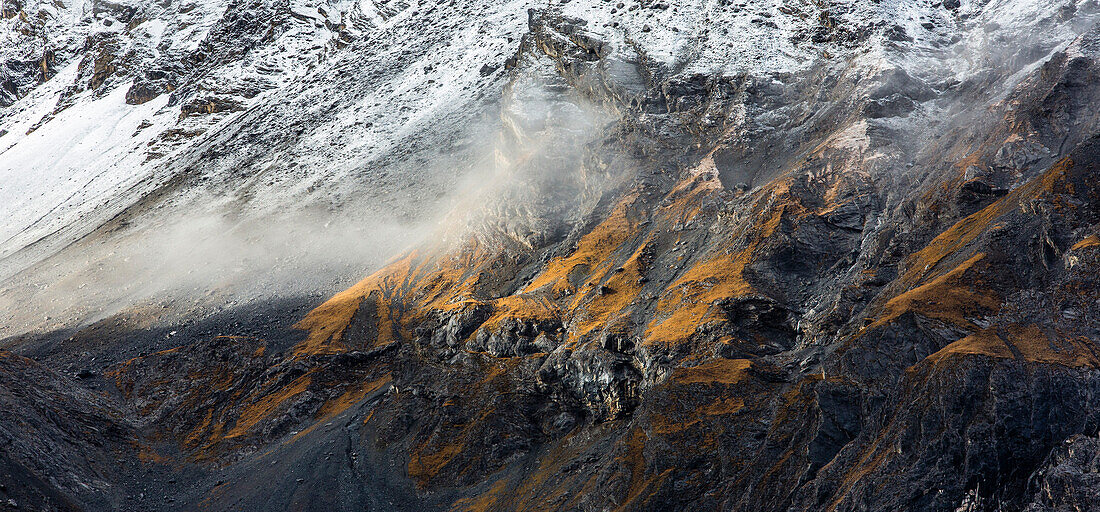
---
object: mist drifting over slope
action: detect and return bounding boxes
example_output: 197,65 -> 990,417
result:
2,0 -> 1095,338
4,0 -> 1100,511
0,70 -> 615,342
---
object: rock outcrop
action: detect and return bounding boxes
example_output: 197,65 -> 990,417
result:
4,1 -> 1100,511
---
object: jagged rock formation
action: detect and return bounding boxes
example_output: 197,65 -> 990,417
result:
4,0 -> 1100,511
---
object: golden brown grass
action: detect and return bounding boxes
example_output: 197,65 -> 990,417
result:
928,324 -> 1100,367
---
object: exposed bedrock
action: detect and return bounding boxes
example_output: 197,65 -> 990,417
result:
5,4 -> 1100,512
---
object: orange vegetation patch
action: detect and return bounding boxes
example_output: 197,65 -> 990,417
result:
856,158 -> 1081,347
451,477 -> 513,512
927,324 -> 1100,368
514,192 -> 662,344
902,157 -> 1074,288
1072,235 -> 1100,251
409,433 -> 468,484
225,370 -> 316,439
525,193 -> 641,294
644,177 -> 802,345
481,295 -> 561,331
293,252 -> 419,356
645,245 -> 756,344
672,358 -> 753,385
636,357 -> 768,446
407,408 -> 497,486
185,409 -> 216,449
866,252 -> 999,331
614,427 -> 673,511
406,244 -> 497,311
293,239 -> 505,357
702,397 -> 746,415
567,237 -> 652,337
664,164 -> 724,225
474,428 -> 598,511
622,426 -> 648,497
314,376 -> 391,422
135,442 -> 170,464
827,434 -> 894,512
651,396 -> 746,435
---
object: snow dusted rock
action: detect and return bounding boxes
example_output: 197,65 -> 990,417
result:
4,0 -> 1100,511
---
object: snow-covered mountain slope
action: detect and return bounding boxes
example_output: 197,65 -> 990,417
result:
1,0 -> 1092,338
0,0 -> 1089,341
0,0 -> 535,336
4,0 -> 1100,510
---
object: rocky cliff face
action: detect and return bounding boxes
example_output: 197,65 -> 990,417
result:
4,1 -> 1100,511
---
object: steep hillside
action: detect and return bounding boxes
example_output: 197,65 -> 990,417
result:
4,0 -> 1100,511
